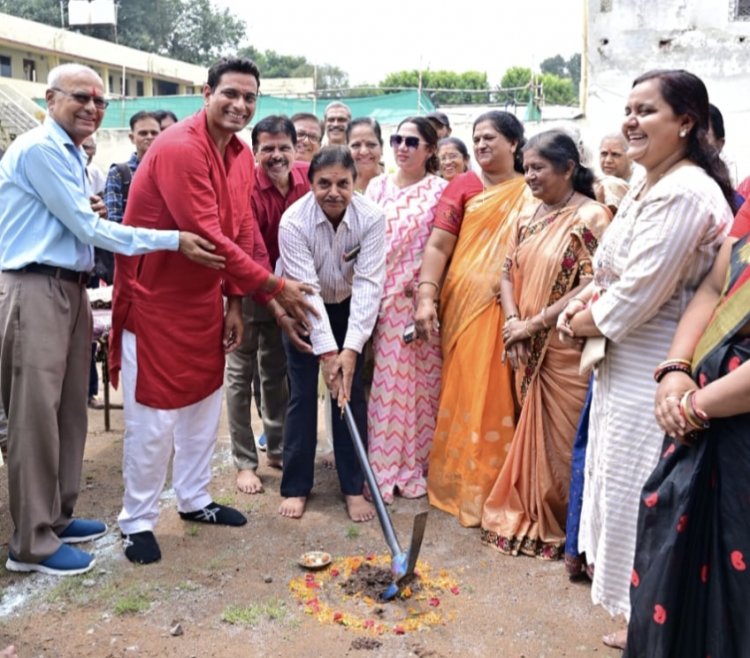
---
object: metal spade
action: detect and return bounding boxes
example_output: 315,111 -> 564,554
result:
343,402 -> 428,600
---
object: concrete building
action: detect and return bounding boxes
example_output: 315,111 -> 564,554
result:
585,0 -> 750,179
0,10 -> 313,154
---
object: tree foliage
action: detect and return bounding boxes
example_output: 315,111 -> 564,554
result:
540,53 -> 581,93
498,61 -> 579,107
0,0 -> 246,66
379,70 -> 490,104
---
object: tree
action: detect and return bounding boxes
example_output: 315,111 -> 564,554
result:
539,73 -> 576,105
0,0 -> 246,66
540,53 -> 581,94
315,64 -> 350,96
497,66 -> 533,104
379,70 -> 490,104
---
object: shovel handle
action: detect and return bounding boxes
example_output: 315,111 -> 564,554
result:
342,402 -> 403,557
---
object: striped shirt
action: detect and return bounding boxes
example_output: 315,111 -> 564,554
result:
580,164 -> 732,618
278,191 -> 385,355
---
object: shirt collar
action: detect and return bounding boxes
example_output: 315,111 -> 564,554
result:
314,199 -> 352,229
44,115 -> 86,162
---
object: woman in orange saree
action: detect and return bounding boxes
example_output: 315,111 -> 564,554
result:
481,131 -> 611,557
415,111 -> 535,527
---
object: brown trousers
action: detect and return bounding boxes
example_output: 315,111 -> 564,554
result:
0,271 -> 92,562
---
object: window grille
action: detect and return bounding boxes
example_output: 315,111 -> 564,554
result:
735,0 -> 750,20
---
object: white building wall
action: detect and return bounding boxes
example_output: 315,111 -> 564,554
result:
585,0 -> 750,181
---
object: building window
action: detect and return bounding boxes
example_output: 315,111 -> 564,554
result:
23,59 -> 36,82
733,0 -> 750,20
0,55 -> 11,78
136,80 -> 144,96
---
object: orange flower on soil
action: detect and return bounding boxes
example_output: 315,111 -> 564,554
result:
288,554 -> 459,635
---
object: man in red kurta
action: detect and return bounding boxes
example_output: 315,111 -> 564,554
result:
109,57 -> 314,565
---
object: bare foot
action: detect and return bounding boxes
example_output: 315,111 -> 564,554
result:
602,629 -> 627,650
345,495 -> 376,522
321,451 -> 336,469
279,496 -> 306,519
236,469 -> 263,494
267,456 -> 283,470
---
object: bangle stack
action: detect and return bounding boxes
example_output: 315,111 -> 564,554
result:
679,390 -> 710,431
540,307 -> 550,329
654,358 -> 692,383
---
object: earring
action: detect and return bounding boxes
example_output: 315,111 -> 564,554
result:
679,129 -> 687,138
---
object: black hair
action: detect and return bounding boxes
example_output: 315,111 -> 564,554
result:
346,117 -> 383,147
308,145 -> 357,182
633,70 -> 736,212
153,109 -> 178,125
206,57 -> 260,91
396,116 -> 440,174
438,137 -> 471,163
708,103 -> 725,141
291,112 -> 322,133
251,115 -> 297,149
473,110 -> 526,174
523,130 -> 596,200
128,110 -> 159,131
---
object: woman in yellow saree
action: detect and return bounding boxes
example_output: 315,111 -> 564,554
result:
415,111 -> 535,527
480,130 -> 611,558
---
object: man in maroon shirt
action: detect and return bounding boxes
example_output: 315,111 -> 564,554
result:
225,115 -> 311,494
110,59 -> 315,565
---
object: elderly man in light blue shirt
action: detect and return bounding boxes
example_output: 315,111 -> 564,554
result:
0,63 -> 221,577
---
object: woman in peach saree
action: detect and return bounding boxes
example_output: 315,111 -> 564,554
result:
480,131 -> 611,557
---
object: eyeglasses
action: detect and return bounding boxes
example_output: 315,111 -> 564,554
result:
390,135 -> 421,149
439,152 -> 462,163
51,87 -> 109,110
296,130 -> 321,144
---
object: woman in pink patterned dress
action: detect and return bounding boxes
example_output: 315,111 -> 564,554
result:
365,117 -> 448,503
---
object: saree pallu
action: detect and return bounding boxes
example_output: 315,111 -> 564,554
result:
427,177 -> 534,527
625,236 -> 750,658
480,203 -> 609,557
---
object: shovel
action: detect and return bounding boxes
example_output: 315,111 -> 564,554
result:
342,402 -> 428,600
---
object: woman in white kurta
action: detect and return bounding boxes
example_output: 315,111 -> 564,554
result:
558,70 -> 735,649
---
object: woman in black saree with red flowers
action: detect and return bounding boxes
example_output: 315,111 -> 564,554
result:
625,233 -> 750,658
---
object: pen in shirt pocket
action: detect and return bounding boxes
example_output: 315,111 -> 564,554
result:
343,244 -> 361,262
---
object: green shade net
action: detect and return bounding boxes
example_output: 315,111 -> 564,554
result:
35,90 -> 435,129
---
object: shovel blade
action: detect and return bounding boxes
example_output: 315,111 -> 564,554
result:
400,511 -> 428,584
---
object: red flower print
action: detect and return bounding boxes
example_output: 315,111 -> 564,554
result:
700,565 -> 709,584
663,443 -> 676,458
644,492 -> 659,508
731,550 -> 746,571
699,373 -> 708,387
631,569 -> 640,587
653,604 -> 667,625
562,257 -> 576,270
676,515 -> 688,533
728,355 -> 741,371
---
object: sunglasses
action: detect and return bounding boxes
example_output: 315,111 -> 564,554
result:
52,87 -> 109,110
389,134 -> 421,149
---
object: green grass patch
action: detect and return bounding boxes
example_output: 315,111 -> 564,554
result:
345,525 -> 361,539
185,524 -> 200,537
112,588 -> 151,615
221,599 -> 287,626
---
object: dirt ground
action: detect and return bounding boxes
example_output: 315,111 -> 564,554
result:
0,392 -> 625,658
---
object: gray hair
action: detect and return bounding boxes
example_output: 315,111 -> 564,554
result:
48,63 -> 102,89
599,132 -> 628,149
324,101 -> 351,120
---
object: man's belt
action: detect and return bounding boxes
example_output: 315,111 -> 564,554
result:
4,263 -> 90,285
